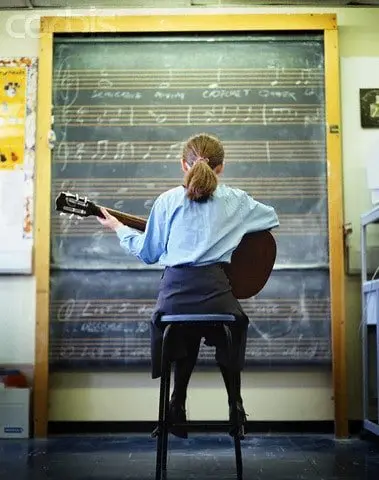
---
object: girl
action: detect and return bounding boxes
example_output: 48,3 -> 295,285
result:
97,133 -> 279,439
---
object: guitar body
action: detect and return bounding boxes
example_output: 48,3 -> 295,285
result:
224,230 -> 276,299
55,192 -> 277,299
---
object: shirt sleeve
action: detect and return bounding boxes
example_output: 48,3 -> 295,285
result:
244,192 -> 280,231
115,196 -> 168,264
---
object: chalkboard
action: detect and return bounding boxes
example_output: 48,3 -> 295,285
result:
50,32 -> 330,369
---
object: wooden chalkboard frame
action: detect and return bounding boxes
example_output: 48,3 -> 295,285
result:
34,14 -> 346,438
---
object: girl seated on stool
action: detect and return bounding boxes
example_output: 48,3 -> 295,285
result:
97,132 -> 279,439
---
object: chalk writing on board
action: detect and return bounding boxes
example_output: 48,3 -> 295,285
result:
51,296 -> 329,324
155,91 -> 186,100
258,90 -> 297,101
53,66 -> 324,91
56,64 -> 79,107
114,142 -> 134,161
91,90 -> 142,100
91,140 -> 108,161
54,103 -> 322,127
202,89 -> 252,98
52,140 -> 324,164
51,212 -> 327,238
54,52 -> 80,172
57,141 -> 70,172
49,336 -> 331,363
52,177 -> 325,201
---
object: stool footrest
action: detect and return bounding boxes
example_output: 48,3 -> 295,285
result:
152,425 -> 245,440
151,420 -> 246,438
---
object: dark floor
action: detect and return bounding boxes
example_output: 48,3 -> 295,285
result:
1,433 -> 379,479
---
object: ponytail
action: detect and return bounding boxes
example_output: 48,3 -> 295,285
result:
181,133 -> 224,201
184,160 -> 218,202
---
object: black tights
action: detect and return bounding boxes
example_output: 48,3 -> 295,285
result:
171,337 -> 243,407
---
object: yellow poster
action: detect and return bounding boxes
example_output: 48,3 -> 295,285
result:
0,67 -> 26,170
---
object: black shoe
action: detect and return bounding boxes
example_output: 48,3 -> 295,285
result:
229,401 -> 248,439
168,400 -> 188,439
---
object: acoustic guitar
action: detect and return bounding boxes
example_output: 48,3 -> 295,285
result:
55,191 -> 277,299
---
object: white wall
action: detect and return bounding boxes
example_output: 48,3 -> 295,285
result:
1,5 -> 378,423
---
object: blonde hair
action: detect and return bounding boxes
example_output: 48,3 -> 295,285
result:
182,133 -> 224,202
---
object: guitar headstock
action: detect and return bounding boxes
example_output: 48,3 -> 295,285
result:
55,191 -> 102,218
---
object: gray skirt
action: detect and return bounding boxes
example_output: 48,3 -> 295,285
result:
150,263 -> 249,378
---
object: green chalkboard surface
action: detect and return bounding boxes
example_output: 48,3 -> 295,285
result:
49,32 -> 330,370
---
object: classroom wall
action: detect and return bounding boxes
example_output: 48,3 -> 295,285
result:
0,4 -> 377,424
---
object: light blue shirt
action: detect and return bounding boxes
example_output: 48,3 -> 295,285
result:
116,184 -> 279,266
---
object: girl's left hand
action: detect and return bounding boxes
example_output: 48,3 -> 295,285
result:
97,207 -> 122,231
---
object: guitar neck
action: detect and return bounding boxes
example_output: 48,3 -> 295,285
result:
97,205 -> 147,232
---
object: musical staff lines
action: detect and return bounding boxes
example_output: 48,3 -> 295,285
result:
51,213 -> 327,237
51,297 -> 330,323
52,177 -> 326,202
53,140 -> 325,164
49,337 -> 331,362
54,104 -> 323,127
49,296 -> 331,362
53,67 -> 324,91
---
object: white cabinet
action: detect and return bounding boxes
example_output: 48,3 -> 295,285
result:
361,207 -> 379,436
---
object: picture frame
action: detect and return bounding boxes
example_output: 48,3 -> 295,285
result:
360,88 -> 379,128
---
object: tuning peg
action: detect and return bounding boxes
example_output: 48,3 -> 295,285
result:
59,212 -> 66,216
69,214 -> 75,219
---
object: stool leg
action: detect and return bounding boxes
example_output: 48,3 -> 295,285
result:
155,325 -> 172,480
161,351 -> 171,478
155,369 -> 166,480
234,436 -> 243,480
223,325 -> 243,480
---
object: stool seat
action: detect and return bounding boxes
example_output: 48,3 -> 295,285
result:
160,314 -> 236,323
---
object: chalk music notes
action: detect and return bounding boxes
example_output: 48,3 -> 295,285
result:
54,103 -> 321,127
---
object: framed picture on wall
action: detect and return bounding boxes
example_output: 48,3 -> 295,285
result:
360,88 -> 379,128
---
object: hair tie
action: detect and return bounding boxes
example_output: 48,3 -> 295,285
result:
194,156 -> 209,164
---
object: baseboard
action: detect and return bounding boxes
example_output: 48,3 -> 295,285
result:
48,420 -> 363,436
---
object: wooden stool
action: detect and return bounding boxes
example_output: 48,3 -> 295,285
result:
152,314 -> 243,480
